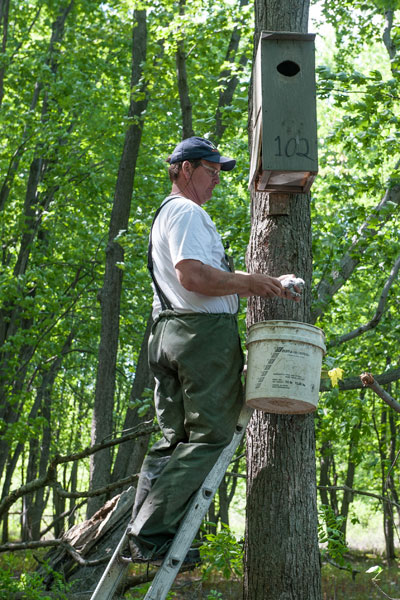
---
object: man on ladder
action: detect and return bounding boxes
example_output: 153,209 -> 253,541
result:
126,136 -> 301,566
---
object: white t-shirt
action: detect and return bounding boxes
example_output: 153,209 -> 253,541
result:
150,195 -> 239,317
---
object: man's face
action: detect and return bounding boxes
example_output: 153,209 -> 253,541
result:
186,159 -> 221,205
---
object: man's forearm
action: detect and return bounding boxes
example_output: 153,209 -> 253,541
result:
175,260 -> 285,299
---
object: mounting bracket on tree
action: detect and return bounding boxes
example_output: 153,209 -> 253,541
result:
249,31 -> 318,204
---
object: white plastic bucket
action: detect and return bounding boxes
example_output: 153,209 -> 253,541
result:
245,320 -> 326,414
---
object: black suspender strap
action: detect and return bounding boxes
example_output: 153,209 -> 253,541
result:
147,196 -> 178,311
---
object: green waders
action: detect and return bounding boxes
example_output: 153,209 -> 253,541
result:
127,310 -> 244,558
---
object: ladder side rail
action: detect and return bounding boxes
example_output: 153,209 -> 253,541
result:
90,530 -> 129,600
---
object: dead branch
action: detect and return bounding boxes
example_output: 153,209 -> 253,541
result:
317,485 -> 400,510
0,538 -> 107,566
53,472 -> 139,499
360,372 -> 400,415
372,578 -> 400,600
320,365 -> 400,392
39,500 -> 86,537
328,254 -> 400,348
312,178 -> 400,323
0,422 -> 157,519
53,420 -> 157,466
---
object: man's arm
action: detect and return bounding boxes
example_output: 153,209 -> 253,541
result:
175,259 -> 300,300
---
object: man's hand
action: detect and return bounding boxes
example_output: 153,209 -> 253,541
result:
240,273 -> 284,298
278,275 -> 305,302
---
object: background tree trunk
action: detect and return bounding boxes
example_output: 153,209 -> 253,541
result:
244,1 -> 321,598
88,9 -> 149,517
111,315 -> 155,486
339,419 -> 362,540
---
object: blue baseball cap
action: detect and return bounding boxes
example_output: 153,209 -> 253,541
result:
167,136 -> 236,171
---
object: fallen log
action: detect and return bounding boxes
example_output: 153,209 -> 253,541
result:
37,486 -> 136,596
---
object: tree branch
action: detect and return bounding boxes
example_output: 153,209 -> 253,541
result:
328,253 -> 400,348
39,500 -> 86,537
372,578 -> 400,600
382,9 -> 396,62
0,422 -> 157,518
360,372 -> 400,415
0,538 -> 108,565
320,366 -> 400,392
312,178 -> 400,323
322,555 -> 360,580
317,485 -> 400,510
53,472 -> 139,499
55,421 -> 158,466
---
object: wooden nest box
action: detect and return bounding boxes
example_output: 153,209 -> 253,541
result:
249,31 -> 318,194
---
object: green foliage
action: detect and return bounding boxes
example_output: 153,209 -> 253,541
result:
206,591 -> 224,600
0,554 -> 72,599
311,0 -> 400,553
318,504 -> 351,568
129,387 -> 154,417
200,524 -> 243,581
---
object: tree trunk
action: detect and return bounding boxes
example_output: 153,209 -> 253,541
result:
244,1 -> 321,598
340,419 -> 361,540
0,0 -> 10,108
318,441 -> 332,507
30,396 -> 52,540
22,437 -> 39,541
111,314 -> 154,486
372,390 -> 396,565
88,9 -> 149,517
387,408 -> 400,526
381,397 -> 396,564
176,0 -> 194,140
212,0 -> 249,144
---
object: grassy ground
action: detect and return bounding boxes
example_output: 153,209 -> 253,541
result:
321,550 -> 400,600
125,550 -> 400,600
0,547 -> 399,599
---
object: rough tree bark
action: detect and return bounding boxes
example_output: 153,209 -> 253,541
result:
88,9 -> 149,517
244,1 -> 321,598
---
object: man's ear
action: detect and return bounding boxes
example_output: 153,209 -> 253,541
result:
181,160 -> 192,179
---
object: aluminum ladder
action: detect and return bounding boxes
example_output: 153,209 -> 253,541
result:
90,404 -> 252,600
